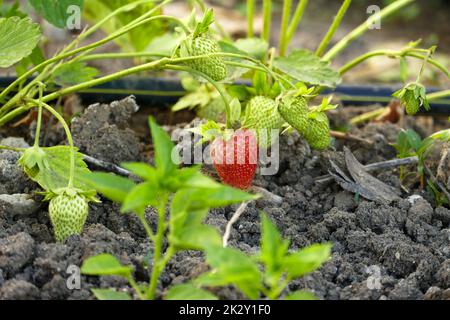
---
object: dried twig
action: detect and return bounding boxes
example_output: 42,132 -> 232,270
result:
316,156 -> 419,184
223,201 -> 250,247
250,186 -> 283,204
83,154 -> 131,176
330,130 -> 374,146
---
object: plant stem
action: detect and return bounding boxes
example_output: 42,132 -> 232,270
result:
34,85 -> 45,148
315,0 -> 352,57
338,49 -> 450,79
427,90 -> 450,101
322,0 -> 414,62
138,213 -> 155,242
166,64 -> 232,128
285,0 -> 308,48
147,194 -> 168,300
128,276 -> 147,300
0,14 -> 186,105
79,52 -> 168,62
30,100 -> 76,189
262,0 -> 272,43
247,0 -> 255,37
0,145 -> 25,152
279,0 -> 292,56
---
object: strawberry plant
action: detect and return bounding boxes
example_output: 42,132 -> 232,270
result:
170,0 -> 450,190
393,128 -> 450,204
80,118 -> 257,300
168,214 -> 331,300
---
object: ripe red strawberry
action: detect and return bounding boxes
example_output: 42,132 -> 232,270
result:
210,129 -> 258,189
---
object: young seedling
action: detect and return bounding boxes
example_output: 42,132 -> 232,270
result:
168,214 -> 331,300
81,118 -> 257,300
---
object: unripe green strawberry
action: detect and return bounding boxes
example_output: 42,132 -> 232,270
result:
403,89 -> 420,115
186,36 -> 227,82
304,112 -> 331,150
49,191 -> 89,242
278,96 -> 309,134
244,96 -> 285,147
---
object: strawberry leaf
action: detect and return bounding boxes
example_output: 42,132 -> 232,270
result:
81,253 -> 133,278
166,284 -> 217,300
274,49 -> 341,87
30,0 -> 83,29
0,17 -> 41,68
91,289 -> 131,300
283,243 -> 332,279
52,62 -> 98,86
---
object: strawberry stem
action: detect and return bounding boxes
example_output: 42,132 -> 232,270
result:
262,0 -> 272,43
316,0 -> 352,57
278,0 -> 292,56
247,0 -> 255,37
27,99 -> 76,189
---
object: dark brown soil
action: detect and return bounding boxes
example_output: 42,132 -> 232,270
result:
0,97 -> 449,300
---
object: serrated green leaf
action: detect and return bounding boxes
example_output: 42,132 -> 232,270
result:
284,291 -> 317,300
235,38 -> 268,60
197,245 -> 262,299
121,162 -> 158,182
166,284 -> 218,300
171,225 -> 221,250
52,62 -> 98,86
121,181 -> 158,213
84,0 -> 165,52
81,254 -> 133,277
274,49 -> 341,87
91,289 -> 132,300
29,0 -> 83,28
149,117 -> 178,178
260,214 -> 290,284
21,146 -> 93,192
283,243 -> 332,279
0,17 -> 41,68
218,40 -> 253,80
82,172 -> 135,203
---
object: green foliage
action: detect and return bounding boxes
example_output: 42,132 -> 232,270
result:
91,289 -> 132,300
191,214 -> 331,300
82,118 -> 256,300
19,146 -> 94,193
52,62 -> 99,87
273,49 -> 341,87
29,0 -> 84,29
83,0 -> 165,52
0,17 -> 41,68
166,284 -> 218,300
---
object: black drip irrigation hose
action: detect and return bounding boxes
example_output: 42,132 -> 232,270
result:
1,77 -> 449,115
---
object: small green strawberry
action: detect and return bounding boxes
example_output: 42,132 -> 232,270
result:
393,82 -> 430,115
243,96 -> 285,147
304,112 -> 331,150
278,96 -> 309,135
185,36 -> 227,82
47,188 -> 91,242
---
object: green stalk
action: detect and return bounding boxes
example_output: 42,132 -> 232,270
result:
79,52 -> 168,62
247,0 -> 255,37
127,276 -> 146,300
427,90 -> 450,101
147,194 -> 168,300
29,100 -> 76,189
193,0 -> 230,40
33,85 -> 45,147
262,0 -> 272,43
315,0 -> 352,57
339,49 -> 450,78
0,14 -> 187,107
166,64 -> 233,128
322,0 -> 414,62
285,0 -> 308,48
279,0 -> 292,56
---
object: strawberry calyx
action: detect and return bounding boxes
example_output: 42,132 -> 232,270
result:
42,186 -> 99,203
